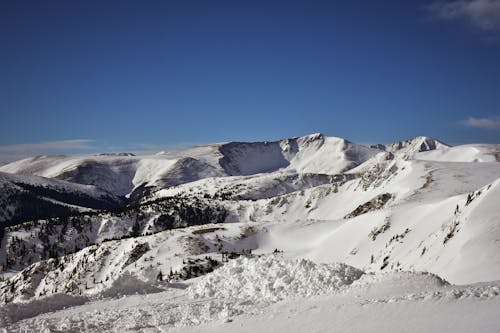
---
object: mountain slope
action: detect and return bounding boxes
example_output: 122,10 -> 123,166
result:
219,133 -> 379,175
0,172 -> 123,225
416,144 -> 500,163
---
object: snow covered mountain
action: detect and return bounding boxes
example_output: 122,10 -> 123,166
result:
381,136 -> 449,158
0,134 -> 379,197
1,133 -> 500,331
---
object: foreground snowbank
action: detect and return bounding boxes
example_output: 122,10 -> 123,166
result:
2,257 -> 500,332
188,256 -> 364,301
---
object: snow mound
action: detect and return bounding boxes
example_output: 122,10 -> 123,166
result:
349,272 -> 449,298
0,294 -> 88,326
188,256 -> 364,302
98,272 -> 164,299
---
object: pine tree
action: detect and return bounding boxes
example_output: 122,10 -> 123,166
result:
131,220 -> 141,237
466,193 -> 473,206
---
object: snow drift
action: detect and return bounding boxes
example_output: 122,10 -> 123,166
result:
188,256 -> 364,301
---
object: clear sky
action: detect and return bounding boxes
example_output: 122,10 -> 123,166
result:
1,0 -> 500,162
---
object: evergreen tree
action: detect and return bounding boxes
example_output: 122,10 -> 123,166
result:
131,220 -> 141,237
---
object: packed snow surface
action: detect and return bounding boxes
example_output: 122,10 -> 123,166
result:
188,256 -> 364,301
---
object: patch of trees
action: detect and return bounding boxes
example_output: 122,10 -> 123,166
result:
167,256 -> 220,281
13,182 -> 124,211
368,219 -> 391,241
1,195 -> 228,273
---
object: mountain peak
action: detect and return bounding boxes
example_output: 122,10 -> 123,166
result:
382,136 -> 449,157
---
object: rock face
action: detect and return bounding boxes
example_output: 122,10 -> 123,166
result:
344,193 -> 393,219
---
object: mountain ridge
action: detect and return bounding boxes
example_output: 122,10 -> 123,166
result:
0,134 -> 446,196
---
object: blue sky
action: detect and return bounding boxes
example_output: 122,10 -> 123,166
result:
1,0 -> 500,162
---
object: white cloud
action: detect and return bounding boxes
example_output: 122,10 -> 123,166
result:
463,116 -> 500,129
428,0 -> 500,31
0,139 -> 95,165
0,139 -> 95,153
